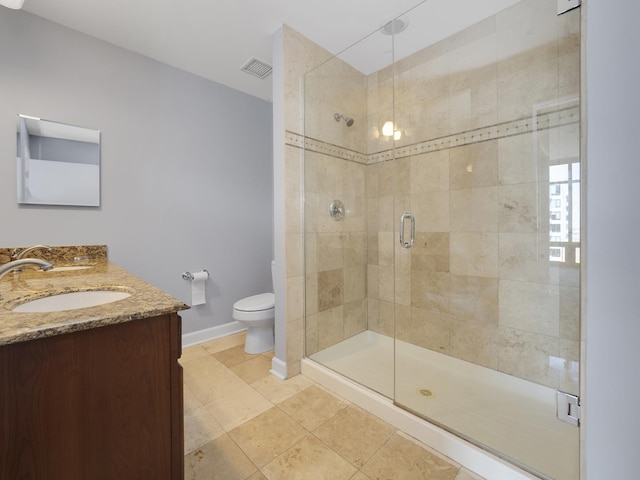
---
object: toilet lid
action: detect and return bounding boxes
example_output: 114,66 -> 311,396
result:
234,293 -> 275,312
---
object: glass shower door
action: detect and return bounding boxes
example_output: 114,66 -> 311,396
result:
302,0 -> 581,477
391,1 -> 581,479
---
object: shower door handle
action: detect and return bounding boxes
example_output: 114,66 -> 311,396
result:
400,212 -> 415,249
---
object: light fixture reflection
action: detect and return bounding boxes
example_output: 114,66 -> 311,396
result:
382,121 -> 394,137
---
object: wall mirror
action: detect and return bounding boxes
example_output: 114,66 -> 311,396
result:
16,114 -> 101,207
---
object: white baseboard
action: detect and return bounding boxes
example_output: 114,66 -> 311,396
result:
270,356 -> 287,380
182,321 -> 246,348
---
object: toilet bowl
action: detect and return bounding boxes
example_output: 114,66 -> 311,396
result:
232,261 -> 275,354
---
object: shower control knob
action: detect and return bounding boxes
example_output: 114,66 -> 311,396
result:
329,200 -> 345,221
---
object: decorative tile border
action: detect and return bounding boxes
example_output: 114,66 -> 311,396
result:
287,104 -> 580,165
285,131 -> 367,164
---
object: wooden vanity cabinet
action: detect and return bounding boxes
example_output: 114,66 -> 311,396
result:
0,313 -> 184,480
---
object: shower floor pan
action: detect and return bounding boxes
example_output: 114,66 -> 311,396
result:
309,330 -> 579,480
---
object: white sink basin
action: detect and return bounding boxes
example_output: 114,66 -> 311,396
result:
12,290 -> 131,313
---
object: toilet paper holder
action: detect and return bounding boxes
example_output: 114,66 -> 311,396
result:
182,269 -> 209,281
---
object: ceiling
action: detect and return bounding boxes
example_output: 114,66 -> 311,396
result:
20,0 -> 520,102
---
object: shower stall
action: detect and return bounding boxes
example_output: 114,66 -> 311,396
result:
300,0 -> 581,478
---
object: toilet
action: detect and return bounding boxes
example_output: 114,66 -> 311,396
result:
232,261 -> 275,354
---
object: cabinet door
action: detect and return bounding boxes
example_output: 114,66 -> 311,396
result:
0,333 -> 82,479
170,314 -> 184,480
0,314 -> 181,480
81,315 -> 173,479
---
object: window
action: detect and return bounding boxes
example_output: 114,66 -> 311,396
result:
549,160 -> 580,265
550,247 -> 565,262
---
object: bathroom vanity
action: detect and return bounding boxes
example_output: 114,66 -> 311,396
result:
0,246 -> 188,480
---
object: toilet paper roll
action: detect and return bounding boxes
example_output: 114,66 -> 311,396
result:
191,271 -> 208,306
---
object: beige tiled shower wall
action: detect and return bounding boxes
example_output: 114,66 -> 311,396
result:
365,0 -> 581,394
281,26 -> 369,373
281,26 -> 330,376
301,33 -> 369,356
283,0 -> 581,393
304,153 -> 368,355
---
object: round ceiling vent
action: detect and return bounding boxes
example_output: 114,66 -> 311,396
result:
380,18 -> 408,35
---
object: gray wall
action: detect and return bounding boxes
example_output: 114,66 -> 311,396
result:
585,0 -> 640,477
0,9 -> 273,335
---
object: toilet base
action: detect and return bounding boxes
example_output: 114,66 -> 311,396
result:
244,324 -> 275,354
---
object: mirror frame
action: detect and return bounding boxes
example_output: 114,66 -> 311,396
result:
17,114 -> 101,207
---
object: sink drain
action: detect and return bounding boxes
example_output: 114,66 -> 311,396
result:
417,388 -> 434,398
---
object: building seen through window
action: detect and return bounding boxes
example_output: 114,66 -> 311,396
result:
549,161 -> 580,264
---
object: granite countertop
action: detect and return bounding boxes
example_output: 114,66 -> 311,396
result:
0,245 -> 189,346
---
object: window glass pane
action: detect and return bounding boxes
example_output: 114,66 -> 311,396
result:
550,247 -> 565,262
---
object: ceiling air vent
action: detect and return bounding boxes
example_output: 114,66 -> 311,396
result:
241,57 -> 272,79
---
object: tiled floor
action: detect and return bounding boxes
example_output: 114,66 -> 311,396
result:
181,332 -> 483,480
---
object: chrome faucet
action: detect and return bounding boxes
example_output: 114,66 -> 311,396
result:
0,258 -> 53,282
11,244 -> 52,260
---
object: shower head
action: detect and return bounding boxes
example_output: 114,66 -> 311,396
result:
334,113 -> 354,127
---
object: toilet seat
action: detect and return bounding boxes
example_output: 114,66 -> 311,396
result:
233,293 -> 275,322
233,293 -> 275,312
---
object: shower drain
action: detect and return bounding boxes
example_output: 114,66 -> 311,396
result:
417,388 -> 435,398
